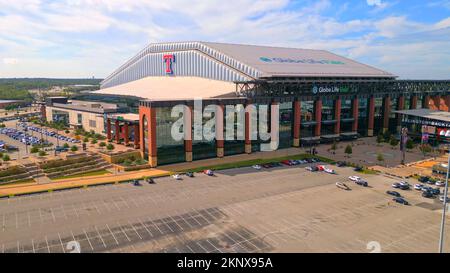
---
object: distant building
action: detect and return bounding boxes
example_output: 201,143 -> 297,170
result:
0,100 -> 25,109
44,97 -> 120,134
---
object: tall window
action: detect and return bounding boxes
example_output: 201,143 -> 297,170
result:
77,113 -> 82,124
142,115 -> 148,159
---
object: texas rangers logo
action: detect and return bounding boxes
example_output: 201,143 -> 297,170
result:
163,54 -> 175,74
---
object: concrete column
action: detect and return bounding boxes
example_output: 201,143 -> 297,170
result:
431,95 -> 440,110
293,100 -> 301,147
424,95 -> 431,109
382,96 -> 390,132
148,107 -> 157,167
106,118 -> 112,141
410,96 -> 418,109
245,104 -> 252,154
115,120 -> 120,143
396,96 -> 405,132
184,106 -> 193,162
123,123 -> 129,146
216,105 -> 225,158
368,97 -> 375,137
352,98 -> 359,132
270,101 -> 279,151
314,100 -> 322,137
334,98 -> 341,135
443,95 -> 450,112
133,124 -> 139,149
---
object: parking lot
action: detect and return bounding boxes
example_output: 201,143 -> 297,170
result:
0,119 -> 78,159
0,162 -> 449,253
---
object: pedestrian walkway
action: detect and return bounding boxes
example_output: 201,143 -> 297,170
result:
0,168 -> 170,197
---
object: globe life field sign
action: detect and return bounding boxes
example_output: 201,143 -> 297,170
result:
312,86 -> 351,94
259,56 -> 345,65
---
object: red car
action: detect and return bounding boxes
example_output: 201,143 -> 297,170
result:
281,160 -> 292,166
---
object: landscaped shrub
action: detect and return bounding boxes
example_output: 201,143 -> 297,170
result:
38,150 -> 47,157
30,146 -> 39,153
70,145 -> 78,152
0,166 -> 27,178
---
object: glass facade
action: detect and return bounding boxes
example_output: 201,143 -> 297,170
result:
417,96 -> 424,109
388,98 -> 398,133
155,107 -> 185,165
192,107 -> 216,160
341,99 -> 354,134
279,102 -> 293,149
224,104 -> 245,156
357,98 -> 368,136
300,100 -> 316,140
374,97 -> 384,135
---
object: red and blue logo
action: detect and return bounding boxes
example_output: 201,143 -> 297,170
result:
163,54 -> 175,74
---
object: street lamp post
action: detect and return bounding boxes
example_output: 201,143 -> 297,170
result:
439,147 -> 450,253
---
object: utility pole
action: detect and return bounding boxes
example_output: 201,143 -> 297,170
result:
401,127 -> 408,165
438,147 -> 450,253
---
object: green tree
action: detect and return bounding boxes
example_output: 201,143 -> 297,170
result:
383,130 -> 392,141
2,154 -> 10,162
0,123 -> 5,128
83,137 -> 89,143
91,139 -> 98,145
377,153 -> 384,163
38,150 -> 47,157
70,145 -> 78,152
406,139 -> 415,150
344,145 -> 352,157
99,142 -> 106,148
106,143 -> 115,151
63,143 -> 70,149
376,133 -> 384,144
30,146 -> 39,154
389,137 -> 399,148
331,141 -> 337,152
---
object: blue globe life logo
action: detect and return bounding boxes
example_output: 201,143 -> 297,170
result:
312,86 -> 318,94
259,57 -> 272,62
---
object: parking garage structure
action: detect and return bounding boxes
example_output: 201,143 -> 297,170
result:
95,41 -> 450,167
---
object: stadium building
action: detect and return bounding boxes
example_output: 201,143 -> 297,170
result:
96,41 -> 450,167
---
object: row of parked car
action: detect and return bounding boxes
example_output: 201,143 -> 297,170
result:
388,179 -> 449,204
251,158 -> 322,171
18,123 -> 80,144
0,127 -> 50,146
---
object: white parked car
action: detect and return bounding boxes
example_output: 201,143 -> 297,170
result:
439,195 -> 450,203
399,181 -> 410,186
414,184 -> 423,190
436,181 -> 446,187
172,174 -> 182,180
252,165 -> 262,170
348,176 -> 361,182
324,168 -> 335,174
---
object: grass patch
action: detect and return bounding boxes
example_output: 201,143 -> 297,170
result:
357,168 -> 379,175
52,169 -> 111,180
0,178 -> 35,186
180,153 -> 334,173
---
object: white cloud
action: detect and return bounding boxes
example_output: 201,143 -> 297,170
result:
3,58 -> 19,65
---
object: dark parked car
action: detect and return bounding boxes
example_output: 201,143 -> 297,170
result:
145,177 -> 155,184
186,172 -> 194,178
386,191 -> 401,197
418,176 -> 430,183
431,188 -> 441,195
354,166 -> 363,172
336,161 -> 346,167
355,180 -> 368,187
133,180 -> 141,186
422,191 -> 434,198
393,197 -> 409,205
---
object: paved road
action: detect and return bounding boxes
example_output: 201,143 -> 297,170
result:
0,163 -> 448,253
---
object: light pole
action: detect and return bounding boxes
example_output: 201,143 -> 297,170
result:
439,147 -> 450,253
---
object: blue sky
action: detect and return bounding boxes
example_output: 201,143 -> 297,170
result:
0,0 -> 449,79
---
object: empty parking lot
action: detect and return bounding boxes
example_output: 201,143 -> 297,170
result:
0,164 -> 449,253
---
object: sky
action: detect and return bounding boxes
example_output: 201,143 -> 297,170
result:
0,0 -> 449,79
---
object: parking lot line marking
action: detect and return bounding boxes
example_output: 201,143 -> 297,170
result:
94,226 -> 107,249
1,243 -> 4,253
168,214 -> 184,231
72,204 -> 80,218
31,239 -> 35,253
137,218 -> 153,237
58,233 -> 66,253
83,228 -> 94,251
147,216 -> 164,236
45,236 -> 51,253
91,201 -> 101,215
2,213 -> 5,231
16,240 -> 20,253
61,205 -> 68,220
106,224 -> 119,245
119,197 -> 131,209
50,208 -> 56,222
38,208 -> 43,223
15,212 -> 18,229
127,221 -> 143,240
116,223 -> 131,242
